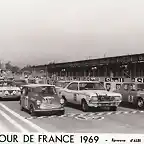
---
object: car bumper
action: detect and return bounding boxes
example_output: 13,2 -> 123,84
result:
0,95 -> 20,99
34,107 -> 64,113
88,101 -> 121,107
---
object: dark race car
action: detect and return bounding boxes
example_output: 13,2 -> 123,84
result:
115,82 -> 144,109
20,84 -> 65,116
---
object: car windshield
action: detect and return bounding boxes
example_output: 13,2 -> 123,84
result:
15,80 -> 26,83
79,82 -> 105,90
28,79 -> 36,84
14,80 -> 27,85
35,86 -> 57,96
137,84 -> 144,91
55,82 -> 70,88
0,81 -> 16,87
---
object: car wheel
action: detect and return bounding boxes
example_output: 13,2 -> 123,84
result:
109,106 -> 117,111
29,105 -> 35,116
81,100 -> 89,112
57,110 -> 65,116
137,98 -> 144,109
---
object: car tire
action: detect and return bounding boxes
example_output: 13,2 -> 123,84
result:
17,97 -> 20,101
81,100 -> 89,112
137,98 -> 144,109
57,110 -> 65,116
29,105 -> 35,116
109,106 -> 117,111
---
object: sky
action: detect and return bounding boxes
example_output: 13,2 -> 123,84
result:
0,0 -> 144,67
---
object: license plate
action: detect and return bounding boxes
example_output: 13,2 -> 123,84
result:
105,104 -> 109,106
101,103 -> 109,106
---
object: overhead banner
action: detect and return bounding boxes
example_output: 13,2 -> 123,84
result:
132,77 -> 144,83
90,77 -> 100,81
105,77 -> 124,82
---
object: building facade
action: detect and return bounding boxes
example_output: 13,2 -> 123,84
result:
22,53 -> 144,79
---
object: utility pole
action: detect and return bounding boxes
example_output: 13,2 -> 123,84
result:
104,53 -> 106,58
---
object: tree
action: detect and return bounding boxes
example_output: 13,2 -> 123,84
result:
5,61 -> 20,73
5,61 -> 12,70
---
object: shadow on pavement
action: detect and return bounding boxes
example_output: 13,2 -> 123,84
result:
119,102 -> 138,110
0,98 -> 20,101
66,103 -> 111,112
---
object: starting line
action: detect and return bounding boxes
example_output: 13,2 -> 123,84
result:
25,110 -> 144,120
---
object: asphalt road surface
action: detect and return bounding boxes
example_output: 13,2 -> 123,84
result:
0,100 -> 144,133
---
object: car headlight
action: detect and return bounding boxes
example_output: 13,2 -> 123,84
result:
60,98 -> 64,104
36,100 -> 41,105
115,96 -> 121,101
13,91 -> 16,94
90,96 -> 98,101
4,91 -> 9,95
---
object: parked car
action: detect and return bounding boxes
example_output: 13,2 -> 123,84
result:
20,84 -> 65,116
115,82 -> 144,109
60,81 -> 122,111
0,80 -> 21,100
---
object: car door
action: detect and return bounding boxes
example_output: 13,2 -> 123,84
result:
65,82 -> 78,103
22,87 -> 29,109
70,83 -> 79,104
120,83 -> 130,102
21,87 -> 26,107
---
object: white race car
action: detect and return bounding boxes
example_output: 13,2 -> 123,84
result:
0,80 -> 21,100
60,81 -> 122,111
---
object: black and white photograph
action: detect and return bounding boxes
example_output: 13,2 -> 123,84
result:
1,0 -> 144,135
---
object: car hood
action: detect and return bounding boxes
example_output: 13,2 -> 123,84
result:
80,90 -> 121,97
40,95 -> 61,103
0,87 -> 20,91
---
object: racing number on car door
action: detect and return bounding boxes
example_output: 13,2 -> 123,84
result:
74,93 -> 77,101
128,95 -> 133,103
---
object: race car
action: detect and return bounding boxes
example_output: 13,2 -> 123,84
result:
60,81 -> 122,111
0,80 -> 21,100
20,84 -> 65,116
114,82 -> 144,109
55,80 -> 71,96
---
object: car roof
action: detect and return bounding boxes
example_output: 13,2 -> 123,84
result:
122,82 -> 144,84
57,80 -> 71,82
70,81 -> 100,83
22,84 -> 55,88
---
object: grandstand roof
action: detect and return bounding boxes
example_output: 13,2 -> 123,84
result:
24,53 -> 144,70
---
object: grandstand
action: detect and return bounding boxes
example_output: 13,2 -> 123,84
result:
22,53 -> 144,79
